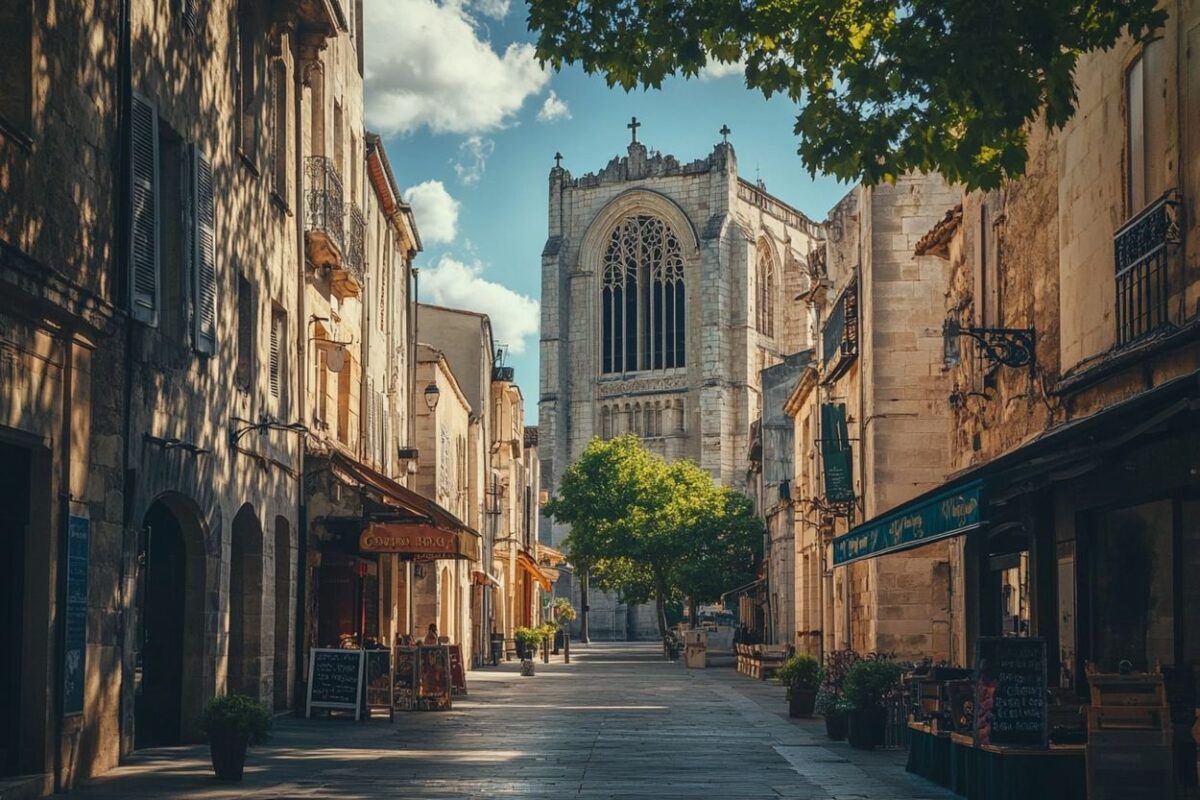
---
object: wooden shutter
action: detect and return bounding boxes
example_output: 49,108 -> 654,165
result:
129,94 -> 159,325
180,0 -> 198,33
191,147 -> 217,354
381,394 -> 391,474
269,311 -> 282,399
365,377 -> 375,461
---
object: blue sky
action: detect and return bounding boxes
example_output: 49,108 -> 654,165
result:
364,0 -> 850,418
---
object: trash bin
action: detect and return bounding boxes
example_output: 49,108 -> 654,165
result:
489,634 -> 504,666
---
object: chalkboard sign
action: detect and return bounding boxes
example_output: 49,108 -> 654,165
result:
415,645 -> 452,711
307,648 -> 365,720
448,644 -> 467,696
62,515 -> 90,717
973,637 -> 1047,748
364,649 -> 392,717
394,646 -> 417,710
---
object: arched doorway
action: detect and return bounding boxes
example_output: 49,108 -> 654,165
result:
272,516 -> 292,711
136,496 -> 205,747
229,505 -> 264,699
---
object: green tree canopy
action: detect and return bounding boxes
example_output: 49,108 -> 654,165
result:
545,435 -> 764,636
527,0 -> 1164,189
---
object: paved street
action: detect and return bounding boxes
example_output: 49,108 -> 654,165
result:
69,643 -> 953,799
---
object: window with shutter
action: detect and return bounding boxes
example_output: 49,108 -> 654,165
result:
129,94 -> 160,325
381,395 -> 391,474
191,148 -> 217,354
235,274 -> 253,389
179,0 -> 198,33
365,376 -> 375,461
271,60 -> 288,199
269,309 -> 283,399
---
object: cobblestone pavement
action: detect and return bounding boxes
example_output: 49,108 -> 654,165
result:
69,643 -> 954,799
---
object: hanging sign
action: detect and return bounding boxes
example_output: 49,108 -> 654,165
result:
820,404 -> 854,503
62,514 -> 90,717
306,648 -> 365,720
973,637 -> 1048,748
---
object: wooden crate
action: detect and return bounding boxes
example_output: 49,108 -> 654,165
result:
1088,705 -> 1172,746
1088,673 -> 1167,707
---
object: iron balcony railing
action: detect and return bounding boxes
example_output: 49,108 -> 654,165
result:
1114,190 -> 1182,347
822,279 -> 859,379
304,155 -> 344,253
345,203 -> 365,284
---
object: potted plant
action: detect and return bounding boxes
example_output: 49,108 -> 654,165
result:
777,654 -> 822,718
552,598 -> 576,653
514,626 -> 537,660
817,649 -> 860,740
201,694 -> 270,781
843,658 -> 903,750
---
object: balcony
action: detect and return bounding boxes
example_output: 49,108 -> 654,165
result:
822,280 -> 859,381
304,155 -> 344,268
1114,191 -> 1182,347
337,203 -> 365,296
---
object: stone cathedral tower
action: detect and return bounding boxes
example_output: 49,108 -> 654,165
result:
539,125 -> 823,639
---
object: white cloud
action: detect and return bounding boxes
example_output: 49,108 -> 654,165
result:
537,91 -> 572,123
365,0 -> 549,135
405,180 -> 460,244
469,0 -> 509,18
452,136 -> 495,186
421,256 -> 540,355
699,58 -> 747,81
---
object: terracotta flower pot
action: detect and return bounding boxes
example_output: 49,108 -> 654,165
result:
824,710 -> 849,740
789,688 -> 818,718
209,732 -> 248,781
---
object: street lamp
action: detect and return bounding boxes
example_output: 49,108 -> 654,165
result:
423,381 -> 441,411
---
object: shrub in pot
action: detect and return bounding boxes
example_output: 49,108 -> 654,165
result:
201,694 -> 270,781
817,649 -> 860,740
776,655 -> 822,718
843,659 -> 903,750
514,626 -> 537,660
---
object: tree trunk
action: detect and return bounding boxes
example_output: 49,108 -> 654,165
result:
653,572 -> 669,640
688,596 -> 698,629
579,567 -> 590,644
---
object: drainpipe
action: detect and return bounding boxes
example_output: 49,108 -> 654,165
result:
292,34 -> 310,713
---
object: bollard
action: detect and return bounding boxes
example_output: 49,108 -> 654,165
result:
564,633 -> 570,664
520,658 -> 535,676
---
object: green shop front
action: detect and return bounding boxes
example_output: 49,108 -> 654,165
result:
832,371 -> 1200,799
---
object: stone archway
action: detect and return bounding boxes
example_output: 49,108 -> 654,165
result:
136,494 -> 208,748
272,516 -> 293,711
229,504 -> 264,700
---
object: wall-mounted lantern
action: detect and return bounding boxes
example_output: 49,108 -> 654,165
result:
423,381 -> 441,412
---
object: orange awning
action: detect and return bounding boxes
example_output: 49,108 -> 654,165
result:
517,550 -> 553,591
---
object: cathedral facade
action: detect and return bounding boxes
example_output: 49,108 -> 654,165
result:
539,130 -> 823,639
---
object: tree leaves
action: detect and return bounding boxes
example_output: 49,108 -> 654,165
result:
527,0 -> 1165,189
545,435 -> 764,611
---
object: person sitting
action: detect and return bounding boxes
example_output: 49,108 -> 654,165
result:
423,623 -> 439,645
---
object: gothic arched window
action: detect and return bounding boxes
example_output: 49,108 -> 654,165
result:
601,215 -> 686,374
756,239 -> 775,338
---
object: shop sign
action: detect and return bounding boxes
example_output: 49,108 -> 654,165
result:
62,514 -> 89,717
360,522 -> 457,555
832,480 -> 984,565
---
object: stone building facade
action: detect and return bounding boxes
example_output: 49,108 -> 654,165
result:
539,132 -> 822,640
911,5 -> 1200,694
783,175 -> 960,660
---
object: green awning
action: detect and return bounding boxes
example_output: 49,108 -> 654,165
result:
832,481 -> 985,566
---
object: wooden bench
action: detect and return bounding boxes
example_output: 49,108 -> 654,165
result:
735,644 -> 790,680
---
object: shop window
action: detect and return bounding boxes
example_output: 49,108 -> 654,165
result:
1092,499 -> 1174,672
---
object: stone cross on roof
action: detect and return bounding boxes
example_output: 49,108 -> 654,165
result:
554,151 -> 563,168
627,116 -> 641,144
720,124 -> 731,144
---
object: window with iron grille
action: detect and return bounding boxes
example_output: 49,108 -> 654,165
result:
1113,192 -> 1181,347
822,279 -> 859,379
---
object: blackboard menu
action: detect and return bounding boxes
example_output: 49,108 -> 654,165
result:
307,649 -> 364,719
62,515 -> 89,717
448,645 -> 467,696
394,646 -> 417,710
973,637 -> 1047,748
364,649 -> 392,711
